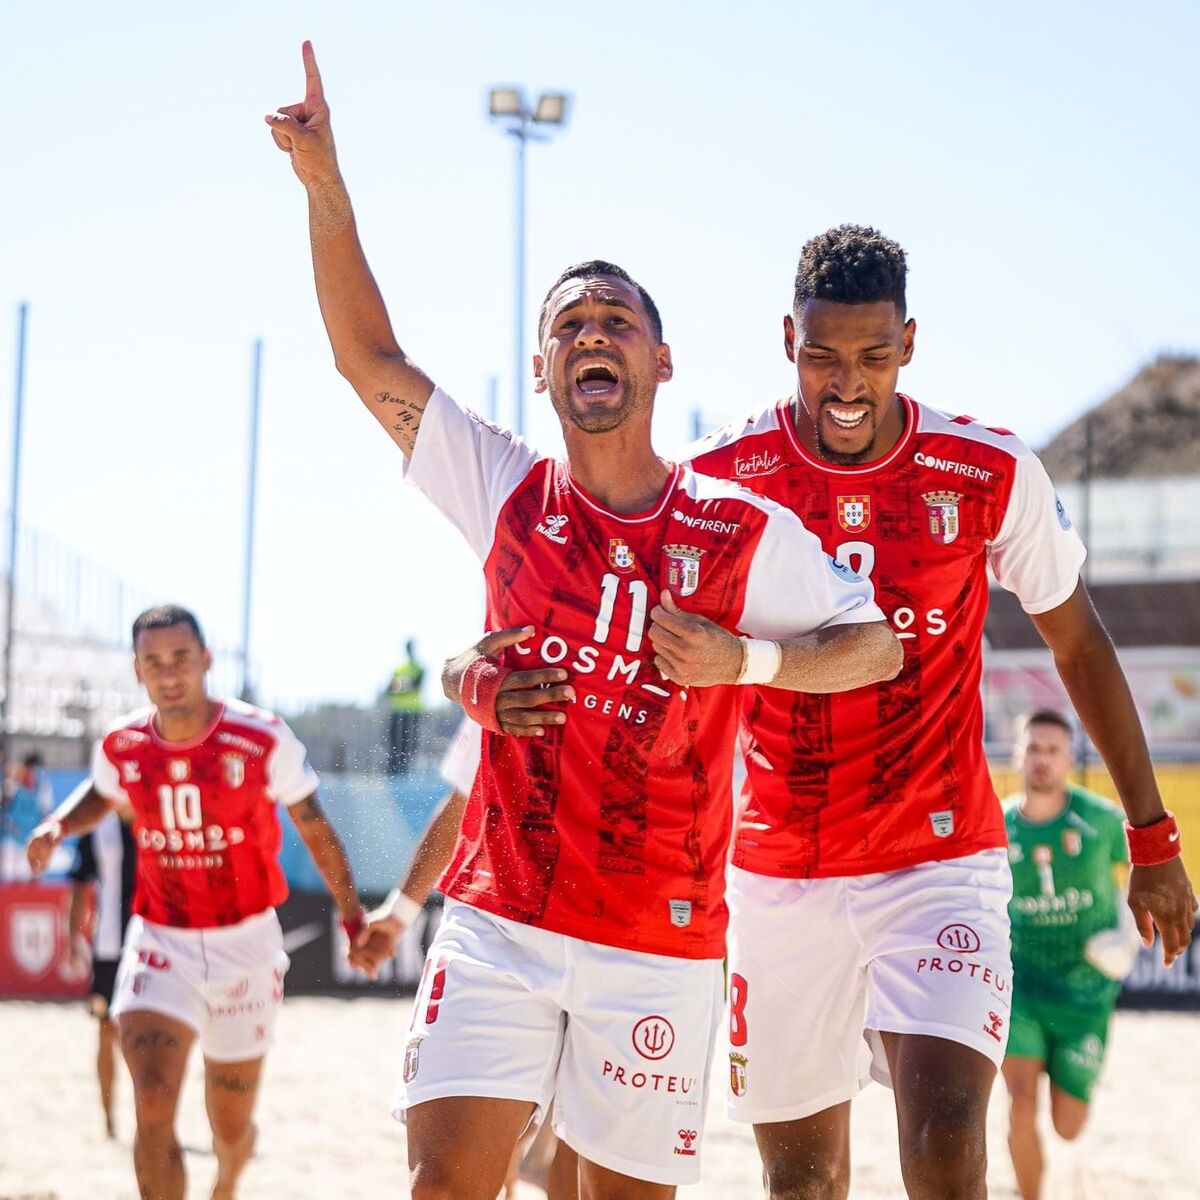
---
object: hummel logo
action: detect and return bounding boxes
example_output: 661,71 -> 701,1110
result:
536,514 -> 569,544
1169,831 -> 1180,843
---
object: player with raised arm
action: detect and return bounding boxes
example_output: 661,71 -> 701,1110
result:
28,605 -> 368,1200
1001,710 -> 1142,1200
677,225 -> 1197,1199
268,43 -> 901,1200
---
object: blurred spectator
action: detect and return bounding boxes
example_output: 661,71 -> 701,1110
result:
386,639 -> 424,775
67,797 -> 137,1139
1,752 -> 54,881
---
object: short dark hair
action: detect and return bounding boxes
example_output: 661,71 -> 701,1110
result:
794,225 -> 907,316
538,260 -> 663,343
132,604 -> 206,650
21,752 -> 43,769
1024,708 -> 1073,736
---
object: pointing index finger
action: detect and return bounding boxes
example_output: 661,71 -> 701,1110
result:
302,40 -> 324,101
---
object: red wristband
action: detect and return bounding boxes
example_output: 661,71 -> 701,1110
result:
1126,811 -> 1182,867
341,910 -> 366,943
461,654 -> 510,734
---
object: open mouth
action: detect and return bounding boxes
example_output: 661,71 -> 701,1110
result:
824,405 -> 870,432
574,360 -> 621,396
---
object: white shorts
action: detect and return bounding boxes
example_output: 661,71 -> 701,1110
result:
725,849 -> 1012,1125
394,900 -> 723,1186
111,909 -> 289,1063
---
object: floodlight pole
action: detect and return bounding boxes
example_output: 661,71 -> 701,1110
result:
239,338 -> 263,702
512,122 -> 529,438
1,302 -> 28,770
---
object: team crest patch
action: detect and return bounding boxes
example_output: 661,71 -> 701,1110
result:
729,1053 -> 748,1097
663,545 -> 705,597
922,490 -> 962,545
836,495 -> 871,532
168,758 -> 190,782
608,538 -> 636,574
403,1037 -> 422,1083
929,810 -> 955,838
223,754 -> 245,789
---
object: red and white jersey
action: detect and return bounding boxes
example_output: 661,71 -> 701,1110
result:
687,394 -> 1086,879
406,388 -> 883,959
90,699 -> 319,929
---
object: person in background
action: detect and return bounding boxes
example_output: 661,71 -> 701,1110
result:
66,784 -> 138,1139
387,639 -> 424,776
1001,709 -> 1143,1200
1,752 -> 54,880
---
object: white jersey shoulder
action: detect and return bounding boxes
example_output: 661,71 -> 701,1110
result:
678,463 -> 792,520
916,402 -> 1034,463
101,705 -> 155,737
219,696 -> 290,738
678,400 -> 784,463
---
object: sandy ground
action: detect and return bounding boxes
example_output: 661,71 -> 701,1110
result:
2,998 -> 1198,1199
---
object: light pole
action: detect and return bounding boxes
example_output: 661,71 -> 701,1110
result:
488,87 -> 570,438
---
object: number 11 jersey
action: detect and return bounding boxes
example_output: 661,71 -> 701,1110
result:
406,388 -> 884,959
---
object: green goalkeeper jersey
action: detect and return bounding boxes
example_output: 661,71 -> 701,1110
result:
1003,786 -> 1129,1008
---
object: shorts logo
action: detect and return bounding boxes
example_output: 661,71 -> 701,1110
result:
608,538 -> 636,574
929,810 -> 955,838
668,899 -> 692,928
984,1011 -> 1005,1042
674,1129 -> 698,1157
1055,494 -> 1073,531
632,1015 -> 675,1061
136,949 -> 171,971
729,1052 -> 748,1097
936,924 -> 981,954
168,758 -> 190,782
403,1037 -> 421,1083
663,545 -> 704,597
836,495 -> 871,532
922,490 -> 962,546
225,978 -> 250,1001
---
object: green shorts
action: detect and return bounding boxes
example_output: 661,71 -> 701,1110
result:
1005,990 -> 1113,1101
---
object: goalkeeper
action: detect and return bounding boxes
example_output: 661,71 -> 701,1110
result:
1001,708 -> 1142,1200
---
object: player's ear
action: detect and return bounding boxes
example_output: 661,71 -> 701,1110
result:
900,318 -> 916,366
656,343 -> 673,383
132,655 -> 144,686
783,314 -> 797,363
202,647 -> 213,675
533,354 -> 548,393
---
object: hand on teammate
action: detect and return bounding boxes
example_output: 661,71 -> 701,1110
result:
443,627 -> 575,738
25,821 -> 61,877
265,42 -> 339,187
1128,858 -> 1198,967
649,591 -> 744,686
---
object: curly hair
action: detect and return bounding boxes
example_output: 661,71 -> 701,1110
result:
538,260 -> 663,343
794,225 -> 907,315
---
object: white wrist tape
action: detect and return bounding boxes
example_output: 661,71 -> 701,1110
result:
382,888 -> 423,926
738,638 -> 782,685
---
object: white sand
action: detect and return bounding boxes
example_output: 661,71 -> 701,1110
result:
2,998 -> 1198,1199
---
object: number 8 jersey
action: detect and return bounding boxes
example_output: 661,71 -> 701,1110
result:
406,389 -> 884,960
91,700 -> 318,928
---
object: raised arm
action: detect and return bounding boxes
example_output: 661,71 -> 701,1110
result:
1031,582 -> 1197,965
266,41 -> 433,457
26,781 -> 114,876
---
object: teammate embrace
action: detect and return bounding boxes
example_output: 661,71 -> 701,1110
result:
266,39 -> 1195,1200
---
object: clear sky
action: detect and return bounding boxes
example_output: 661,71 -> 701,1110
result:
3,1 -> 1197,709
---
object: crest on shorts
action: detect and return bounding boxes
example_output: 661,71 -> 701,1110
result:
403,1037 -> 422,1083
929,810 -> 955,838
836,495 -> 871,532
922,490 -> 962,545
223,754 -> 245,789
9,906 -> 56,977
729,1053 -> 748,1097
663,545 -> 705,598
168,758 -> 190,782
608,538 -> 637,574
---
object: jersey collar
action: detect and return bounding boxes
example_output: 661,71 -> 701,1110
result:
777,393 -> 919,477
565,461 -> 681,524
146,700 -> 225,750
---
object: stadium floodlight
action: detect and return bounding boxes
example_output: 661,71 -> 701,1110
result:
487,86 -> 573,437
532,92 -> 569,125
489,87 -> 524,118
